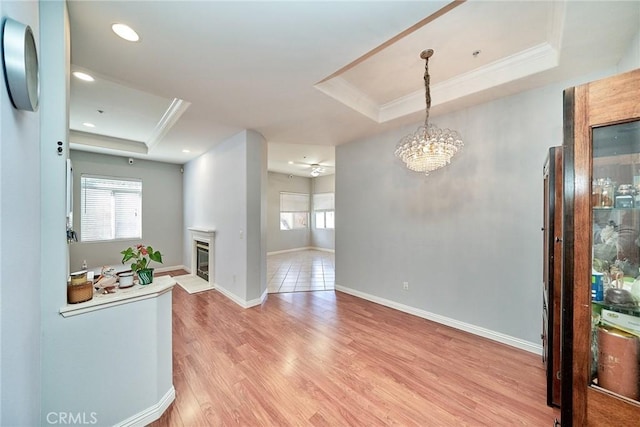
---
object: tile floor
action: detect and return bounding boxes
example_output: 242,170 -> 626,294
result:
267,249 -> 335,293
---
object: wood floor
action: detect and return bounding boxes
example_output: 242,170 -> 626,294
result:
151,277 -> 559,426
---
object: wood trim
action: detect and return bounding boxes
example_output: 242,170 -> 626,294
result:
551,147 -> 563,407
544,146 -> 564,407
317,1 -> 466,84
563,68 -> 640,425
561,87 -> 576,424
571,82 -> 592,427
587,386 -> 640,426
587,69 -> 640,126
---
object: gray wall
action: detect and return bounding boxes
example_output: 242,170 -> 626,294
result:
267,172 -> 312,253
69,151 -> 184,271
0,1 -> 41,424
183,130 -> 267,303
336,69 -> 620,348
311,174 -> 335,251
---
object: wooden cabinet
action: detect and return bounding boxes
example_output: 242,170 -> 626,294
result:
561,69 -> 640,425
544,146 -> 564,407
543,146 -> 563,407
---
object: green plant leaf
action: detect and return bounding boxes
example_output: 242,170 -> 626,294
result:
149,251 -> 163,264
121,244 -> 163,271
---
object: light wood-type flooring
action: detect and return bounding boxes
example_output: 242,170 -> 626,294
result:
152,273 -> 559,426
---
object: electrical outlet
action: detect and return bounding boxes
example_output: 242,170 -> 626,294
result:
403,281 -> 409,291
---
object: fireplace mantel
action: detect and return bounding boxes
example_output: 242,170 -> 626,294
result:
189,228 -> 215,284
188,227 -> 215,234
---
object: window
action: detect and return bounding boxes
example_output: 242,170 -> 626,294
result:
81,175 -> 142,242
313,192 -> 335,229
280,192 -> 309,230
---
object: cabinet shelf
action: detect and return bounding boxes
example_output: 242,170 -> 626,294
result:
593,207 -> 640,212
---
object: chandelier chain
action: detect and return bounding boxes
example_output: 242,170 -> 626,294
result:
394,48 -> 464,176
424,53 -> 431,127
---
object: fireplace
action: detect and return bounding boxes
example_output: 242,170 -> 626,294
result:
188,228 -> 215,284
195,241 -> 209,281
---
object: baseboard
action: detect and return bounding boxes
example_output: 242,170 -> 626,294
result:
246,288 -> 269,308
215,284 -> 269,308
335,284 -> 542,355
267,247 -> 335,255
155,264 -> 187,273
267,247 -> 313,256
115,385 -> 175,427
311,247 -> 335,253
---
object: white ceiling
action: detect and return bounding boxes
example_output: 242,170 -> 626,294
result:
67,1 -> 640,177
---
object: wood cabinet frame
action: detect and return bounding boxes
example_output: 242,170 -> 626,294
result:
544,146 -> 563,407
561,69 -> 640,426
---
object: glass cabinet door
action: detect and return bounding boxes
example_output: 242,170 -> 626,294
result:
591,120 -> 640,402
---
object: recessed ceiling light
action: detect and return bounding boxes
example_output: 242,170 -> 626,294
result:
288,161 -> 294,165
72,71 -> 94,82
182,149 -> 190,153
82,122 -> 95,128
111,23 -> 139,42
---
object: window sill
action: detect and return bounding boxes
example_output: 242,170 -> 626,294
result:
60,275 -> 175,318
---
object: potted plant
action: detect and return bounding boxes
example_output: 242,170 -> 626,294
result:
120,244 -> 163,285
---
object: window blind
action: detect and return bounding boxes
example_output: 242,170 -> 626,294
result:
313,192 -> 334,211
81,175 -> 142,242
280,192 -> 309,212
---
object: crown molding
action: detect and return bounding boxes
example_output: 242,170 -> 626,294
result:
69,130 -> 148,154
315,1 -> 566,124
145,98 -> 191,151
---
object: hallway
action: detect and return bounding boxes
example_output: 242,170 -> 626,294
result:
267,250 -> 335,293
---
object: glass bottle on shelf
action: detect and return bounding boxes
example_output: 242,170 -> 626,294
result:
601,178 -> 615,208
593,178 -> 603,207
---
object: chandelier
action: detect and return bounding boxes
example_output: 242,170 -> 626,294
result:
394,49 -> 463,175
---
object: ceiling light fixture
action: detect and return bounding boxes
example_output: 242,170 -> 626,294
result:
310,166 -> 324,177
394,49 -> 463,175
111,23 -> 139,42
182,149 -> 190,153
288,161 -> 294,165
72,71 -> 94,82
82,122 -> 95,128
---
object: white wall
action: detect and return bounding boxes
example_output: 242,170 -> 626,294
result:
618,29 -> 640,73
336,68 -> 617,350
0,2 -> 41,424
311,174 -> 335,251
246,131 -> 268,301
267,172 -> 312,253
183,130 -> 267,304
42,292 -> 173,426
68,150 -> 184,271
40,4 -> 173,425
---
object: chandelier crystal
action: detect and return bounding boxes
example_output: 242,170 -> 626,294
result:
394,49 -> 463,175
